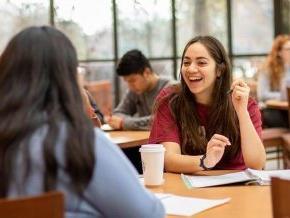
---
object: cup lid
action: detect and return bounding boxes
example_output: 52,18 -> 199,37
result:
141,144 -> 163,148
139,147 -> 165,153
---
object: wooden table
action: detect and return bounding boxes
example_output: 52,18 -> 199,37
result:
265,100 -> 288,110
148,172 -> 272,218
106,131 -> 150,148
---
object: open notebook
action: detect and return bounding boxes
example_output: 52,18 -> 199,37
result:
182,169 -> 290,188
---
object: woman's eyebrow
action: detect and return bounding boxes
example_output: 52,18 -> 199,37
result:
196,57 -> 208,60
184,56 -> 208,60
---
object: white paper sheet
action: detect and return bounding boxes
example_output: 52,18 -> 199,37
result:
101,124 -> 114,131
247,169 -> 290,184
155,193 -> 230,216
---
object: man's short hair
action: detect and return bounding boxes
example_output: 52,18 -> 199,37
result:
116,49 -> 152,76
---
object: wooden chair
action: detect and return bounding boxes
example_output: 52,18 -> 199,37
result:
280,87 -> 290,169
261,87 -> 290,168
85,80 -> 112,116
281,133 -> 290,169
262,128 -> 288,168
0,192 -> 64,218
271,177 -> 290,218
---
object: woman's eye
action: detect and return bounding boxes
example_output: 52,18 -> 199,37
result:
183,62 -> 190,66
198,62 -> 207,66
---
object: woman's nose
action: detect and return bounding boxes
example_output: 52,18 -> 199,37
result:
188,64 -> 198,73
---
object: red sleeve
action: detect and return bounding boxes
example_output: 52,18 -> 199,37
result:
87,105 -> 96,118
247,98 -> 262,138
149,88 -> 181,144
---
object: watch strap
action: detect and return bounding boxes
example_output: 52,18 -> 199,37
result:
199,154 -> 213,170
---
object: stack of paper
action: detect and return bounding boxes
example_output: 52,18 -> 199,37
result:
155,193 -> 230,216
246,169 -> 290,185
181,168 -> 290,188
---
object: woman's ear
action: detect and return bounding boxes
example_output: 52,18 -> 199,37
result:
217,70 -> 221,78
217,63 -> 225,78
142,67 -> 152,79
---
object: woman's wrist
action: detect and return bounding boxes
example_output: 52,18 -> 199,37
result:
199,154 -> 215,170
235,108 -> 249,118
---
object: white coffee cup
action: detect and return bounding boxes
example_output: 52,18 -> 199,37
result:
139,144 -> 165,186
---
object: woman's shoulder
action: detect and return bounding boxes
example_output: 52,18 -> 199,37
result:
93,128 -> 116,150
92,128 -> 129,160
247,97 -> 260,112
157,84 -> 180,100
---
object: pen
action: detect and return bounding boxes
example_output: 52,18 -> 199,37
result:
227,89 -> 233,95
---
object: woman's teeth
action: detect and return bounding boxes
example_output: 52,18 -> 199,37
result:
189,76 -> 202,81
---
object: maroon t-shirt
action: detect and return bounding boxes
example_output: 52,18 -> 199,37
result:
149,87 -> 262,170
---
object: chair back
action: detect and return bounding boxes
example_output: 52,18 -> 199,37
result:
271,177 -> 290,218
85,80 -> 112,116
0,192 -> 64,218
287,87 -> 290,127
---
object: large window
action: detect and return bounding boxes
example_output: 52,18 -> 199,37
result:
54,0 -> 113,60
0,0 -> 288,104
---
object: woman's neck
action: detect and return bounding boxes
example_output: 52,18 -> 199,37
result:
195,92 -> 212,106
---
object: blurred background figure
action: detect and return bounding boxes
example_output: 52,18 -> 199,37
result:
106,49 -> 171,130
257,34 -> 290,128
77,66 -> 104,125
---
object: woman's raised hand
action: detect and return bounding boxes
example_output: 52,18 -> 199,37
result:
204,134 -> 231,168
230,80 -> 250,114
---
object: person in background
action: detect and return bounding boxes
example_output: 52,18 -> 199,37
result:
149,36 -> 266,173
77,67 -> 104,124
0,26 -> 164,218
86,90 -> 105,123
80,88 -> 102,127
106,49 -> 171,130
257,34 -> 290,127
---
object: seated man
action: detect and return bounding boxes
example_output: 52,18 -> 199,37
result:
107,49 -> 171,130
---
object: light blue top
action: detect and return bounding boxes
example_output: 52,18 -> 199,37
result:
257,67 -> 290,101
8,125 -> 165,218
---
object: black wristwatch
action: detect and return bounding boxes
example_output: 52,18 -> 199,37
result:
199,154 -> 213,170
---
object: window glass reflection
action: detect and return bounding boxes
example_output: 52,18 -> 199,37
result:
117,0 -> 172,58
176,0 -> 227,56
54,0 -> 113,60
232,0 -> 273,54
0,0 -> 48,53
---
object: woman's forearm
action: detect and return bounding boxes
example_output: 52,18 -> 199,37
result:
237,110 -> 266,169
164,153 -> 204,173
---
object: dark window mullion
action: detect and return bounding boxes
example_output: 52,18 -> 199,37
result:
171,0 -> 178,79
112,0 -> 120,105
50,0 -> 54,26
227,0 -> 233,61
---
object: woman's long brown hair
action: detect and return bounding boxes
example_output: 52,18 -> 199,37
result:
156,36 -> 240,159
264,35 -> 290,90
0,26 -> 95,197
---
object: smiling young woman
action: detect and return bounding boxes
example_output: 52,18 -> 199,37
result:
149,36 -> 266,173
